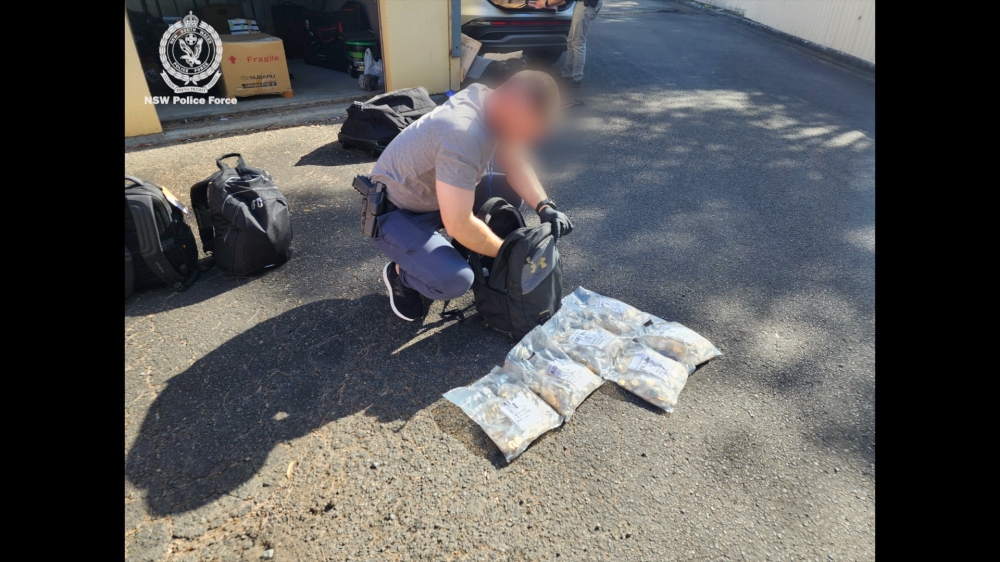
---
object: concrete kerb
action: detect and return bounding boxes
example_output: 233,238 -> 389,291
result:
679,0 -> 875,76
125,93 -> 451,152
125,94 -> 370,152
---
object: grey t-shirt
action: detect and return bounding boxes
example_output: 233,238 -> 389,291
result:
370,84 -> 496,213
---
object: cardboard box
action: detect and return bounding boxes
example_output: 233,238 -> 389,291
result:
227,18 -> 260,34
197,4 -> 244,34
219,34 -> 293,98
460,34 -> 482,82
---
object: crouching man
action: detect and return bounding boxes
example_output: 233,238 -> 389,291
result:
365,71 -> 574,321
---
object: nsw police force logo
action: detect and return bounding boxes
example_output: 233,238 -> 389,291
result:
159,12 -> 223,94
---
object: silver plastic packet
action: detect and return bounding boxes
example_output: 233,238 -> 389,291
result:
562,287 -> 650,336
609,341 -> 690,412
640,318 -> 721,366
443,366 -> 563,462
565,287 -> 718,370
544,312 -> 626,377
506,326 -> 604,419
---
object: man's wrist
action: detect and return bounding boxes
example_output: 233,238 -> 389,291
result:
536,198 -> 557,213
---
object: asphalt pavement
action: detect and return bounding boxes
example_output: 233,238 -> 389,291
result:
125,1 -> 875,560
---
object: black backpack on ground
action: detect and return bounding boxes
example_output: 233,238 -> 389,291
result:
124,175 -> 200,293
459,198 -> 564,340
271,2 -> 309,58
303,11 -> 349,71
190,154 -> 293,276
338,87 -> 437,156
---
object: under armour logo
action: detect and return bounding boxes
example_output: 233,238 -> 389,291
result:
529,257 -> 548,273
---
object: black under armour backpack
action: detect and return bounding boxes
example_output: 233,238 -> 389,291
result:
461,198 -> 564,340
124,175 -> 200,294
338,87 -> 437,156
190,154 -> 292,276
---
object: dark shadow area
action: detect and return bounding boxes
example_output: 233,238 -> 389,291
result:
124,263 -> 289,317
600,380 -> 671,416
295,142 -> 377,167
125,295 -> 516,516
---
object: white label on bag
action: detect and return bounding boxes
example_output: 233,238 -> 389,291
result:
628,353 -> 671,377
598,298 -> 628,314
568,329 -> 614,349
500,393 -> 548,432
650,324 -> 693,340
545,361 -> 592,391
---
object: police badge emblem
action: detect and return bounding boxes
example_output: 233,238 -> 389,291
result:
159,12 -> 223,94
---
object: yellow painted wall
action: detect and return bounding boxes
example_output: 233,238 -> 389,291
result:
124,9 -> 162,137
699,0 -> 875,64
379,0 -> 457,93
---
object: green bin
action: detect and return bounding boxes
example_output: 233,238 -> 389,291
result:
344,31 -> 379,79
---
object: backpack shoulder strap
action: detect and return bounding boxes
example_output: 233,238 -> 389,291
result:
476,197 -> 524,225
125,192 -> 186,290
189,177 -> 215,254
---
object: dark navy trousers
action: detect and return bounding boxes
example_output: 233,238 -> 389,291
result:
370,173 -> 521,301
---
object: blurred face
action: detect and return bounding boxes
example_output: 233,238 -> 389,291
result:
487,87 -> 548,146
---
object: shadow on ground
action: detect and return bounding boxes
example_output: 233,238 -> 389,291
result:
125,266 -> 288,317
125,295 -> 518,516
295,142 -> 377,167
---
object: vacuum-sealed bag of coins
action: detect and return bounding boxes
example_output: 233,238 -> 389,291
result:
640,318 -> 721,367
609,340 -> 690,412
544,312 -> 626,377
443,366 -> 564,462
506,326 -> 604,420
561,286 -> 650,336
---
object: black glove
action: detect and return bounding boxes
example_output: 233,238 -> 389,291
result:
538,206 -> 574,241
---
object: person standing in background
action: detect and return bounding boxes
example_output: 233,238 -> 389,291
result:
530,0 -> 603,87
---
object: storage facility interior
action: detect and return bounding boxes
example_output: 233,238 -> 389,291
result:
126,0 -> 383,122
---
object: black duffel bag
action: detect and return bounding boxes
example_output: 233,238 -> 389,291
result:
338,87 -> 436,156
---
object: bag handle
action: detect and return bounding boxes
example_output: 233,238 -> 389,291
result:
476,197 -> 523,226
125,175 -> 144,187
216,153 -> 247,170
